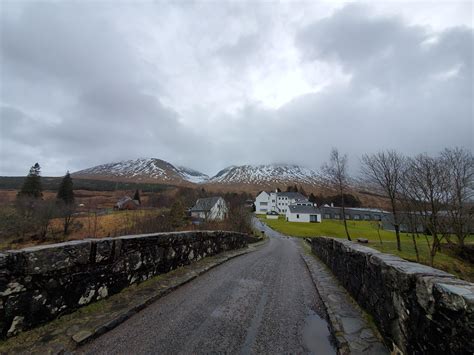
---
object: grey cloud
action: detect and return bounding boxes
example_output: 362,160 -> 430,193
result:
0,2 -> 472,177
297,4 -> 473,93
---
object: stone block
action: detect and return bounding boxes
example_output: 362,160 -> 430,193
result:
21,241 -> 92,274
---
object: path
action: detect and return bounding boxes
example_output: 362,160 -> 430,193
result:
80,220 -> 335,354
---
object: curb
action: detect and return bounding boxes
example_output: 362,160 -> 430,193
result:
300,252 -> 350,355
300,239 -> 388,355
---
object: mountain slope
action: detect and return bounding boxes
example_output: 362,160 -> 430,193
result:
176,166 -> 209,183
73,160 -> 322,190
208,164 -> 323,187
73,158 -> 208,184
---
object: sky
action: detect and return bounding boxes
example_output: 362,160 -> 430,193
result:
0,0 -> 472,177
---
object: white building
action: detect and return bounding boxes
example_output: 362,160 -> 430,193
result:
286,204 -> 321,223
190,196 -> 228,221
255,190 -> 308,214
255,191 -> 270,213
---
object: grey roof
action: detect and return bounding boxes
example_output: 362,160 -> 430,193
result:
320,206 -> 390,214
277,192 -> 306,199
288,205 -> 320,214
190,196 -> 222,212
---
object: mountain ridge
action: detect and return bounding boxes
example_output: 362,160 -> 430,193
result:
72,158 -> 322,188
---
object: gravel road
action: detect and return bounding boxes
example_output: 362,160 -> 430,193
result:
80,220 -> 335,354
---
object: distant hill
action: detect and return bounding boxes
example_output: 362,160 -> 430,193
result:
71,158 -> 325,192
209,164 -> 322,186
72,158 -> 209,185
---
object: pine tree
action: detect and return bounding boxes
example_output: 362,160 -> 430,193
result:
169,200 -> 186,229
18,163 -> 43,199
133,189 -> 141,204
57,171 -> 75,205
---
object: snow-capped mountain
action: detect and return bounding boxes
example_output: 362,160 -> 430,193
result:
208,164 -> 322,186
73,159 -> 322,189
73,158 -> 208,184
176,166 -> 209,184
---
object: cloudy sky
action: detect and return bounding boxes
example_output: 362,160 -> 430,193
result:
0,0 -> 472,177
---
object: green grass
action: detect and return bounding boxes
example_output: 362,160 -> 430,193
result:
257,215 -> 473,282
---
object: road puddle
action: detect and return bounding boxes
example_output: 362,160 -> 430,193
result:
302,309 -> 336,354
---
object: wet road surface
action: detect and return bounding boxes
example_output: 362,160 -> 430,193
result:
80,220 -> 335,354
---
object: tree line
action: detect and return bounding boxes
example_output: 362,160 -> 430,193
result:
323,147 -> 473,266
1,164 -> 255,244
1,163 -> 76,241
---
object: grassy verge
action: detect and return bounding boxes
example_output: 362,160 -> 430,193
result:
257,215 -> 473,282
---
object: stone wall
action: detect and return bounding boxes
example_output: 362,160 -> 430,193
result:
310,237 -> 474,354
0,231 -> 255,338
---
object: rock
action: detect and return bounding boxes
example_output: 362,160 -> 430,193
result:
7,316 -> 24,337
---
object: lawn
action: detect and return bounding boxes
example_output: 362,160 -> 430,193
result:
256,214 -> 474,282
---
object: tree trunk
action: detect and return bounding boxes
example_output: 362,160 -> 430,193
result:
377,222 -> 383,246
63,215 -> 71,236
394,224 -> 401,251
341,203 -> 351,241
411,232 -> 419,262
391,205 -> 402,251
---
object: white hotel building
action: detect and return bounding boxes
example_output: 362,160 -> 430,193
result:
255,191 -> 307,214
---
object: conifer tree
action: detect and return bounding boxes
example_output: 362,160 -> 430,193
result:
18,163 -> 43,198
57,171 -> 75,205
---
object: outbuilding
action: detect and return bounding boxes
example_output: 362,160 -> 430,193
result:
286,205 -> 321,223
190,196 -> 228,221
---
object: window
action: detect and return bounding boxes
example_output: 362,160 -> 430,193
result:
297,214 -> 299,219
374,214 -> 380,220
324,214 -> 330,219
354,215 -> 360,220
272,200 -> 275,203
364,214 -> 370,220
345,215 -> 350,220
335,214 -> 340,219
260,202 -> 268,206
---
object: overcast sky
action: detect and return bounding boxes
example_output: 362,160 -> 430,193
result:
0,0 -> 472,177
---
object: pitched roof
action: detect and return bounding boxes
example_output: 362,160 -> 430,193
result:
277,192 -> 306,200
116,196 -> 132,207
288,205 -> 320,214
190,196 -> 223,212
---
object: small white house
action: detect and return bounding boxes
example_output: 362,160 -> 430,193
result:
286,205 -> 321,223
255,191 -> 270,213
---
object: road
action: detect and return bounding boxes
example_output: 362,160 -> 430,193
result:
80,220 -> 336,354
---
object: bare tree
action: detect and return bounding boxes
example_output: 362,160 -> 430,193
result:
441,147 -> 474,248
322,148 -> 351,240
361,150 -> 405,251
402,154 -> 451,266
399,196 -> 421,262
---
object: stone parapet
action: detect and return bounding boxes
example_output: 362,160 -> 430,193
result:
0,231 -> 252,338
310,237 -> 474,354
